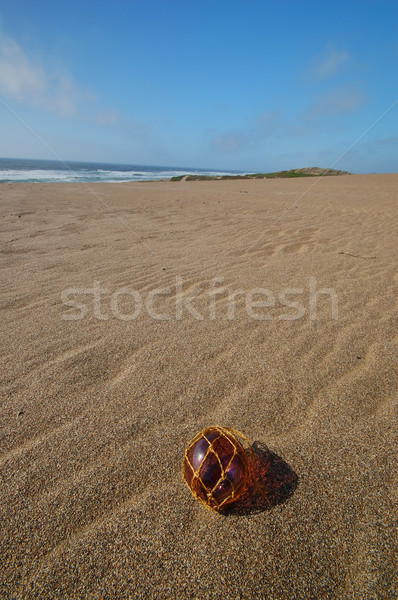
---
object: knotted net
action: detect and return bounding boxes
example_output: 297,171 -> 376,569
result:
182,426 -> 252,511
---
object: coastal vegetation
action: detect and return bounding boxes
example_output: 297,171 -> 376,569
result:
170,167 -> 350,181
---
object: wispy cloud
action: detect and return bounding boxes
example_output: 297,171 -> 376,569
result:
307,84 -> 368,118
0,31 -> 93,115
212,132 -> 246,152
210,85 -> 368,156
376,135 -> 398,145
211,110 -> 284,153
250,110 -> 284,139
308,48 -> 351,80
0,36 -> 46,100
97,109 -> 120,126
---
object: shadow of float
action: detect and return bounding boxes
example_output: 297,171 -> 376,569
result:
222,441 -> 298,516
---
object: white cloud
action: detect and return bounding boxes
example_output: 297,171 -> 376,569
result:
0,36 -> 46,99
0,31 -> 93,115
309,49 -> 351,80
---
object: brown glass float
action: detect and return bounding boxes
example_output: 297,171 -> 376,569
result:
182,426 -> 252,511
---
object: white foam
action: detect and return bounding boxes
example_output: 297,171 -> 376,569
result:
0,166 -> 244,183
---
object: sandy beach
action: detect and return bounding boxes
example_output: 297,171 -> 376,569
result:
1,175 -> 397,599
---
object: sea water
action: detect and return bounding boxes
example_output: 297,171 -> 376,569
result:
0,158 -> 242,183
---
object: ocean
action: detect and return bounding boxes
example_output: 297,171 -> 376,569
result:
0,158 -> 243,183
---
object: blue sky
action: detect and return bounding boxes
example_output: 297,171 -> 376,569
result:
0,0 -> 397,172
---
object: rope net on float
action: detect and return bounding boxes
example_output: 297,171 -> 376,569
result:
182,426 -> 253,511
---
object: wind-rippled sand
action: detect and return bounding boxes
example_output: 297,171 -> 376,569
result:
1,175 -> 397,599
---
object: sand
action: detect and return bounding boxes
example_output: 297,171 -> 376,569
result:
0,175 -> 397,599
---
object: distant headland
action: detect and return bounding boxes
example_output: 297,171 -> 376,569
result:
170,167 -> 351,181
